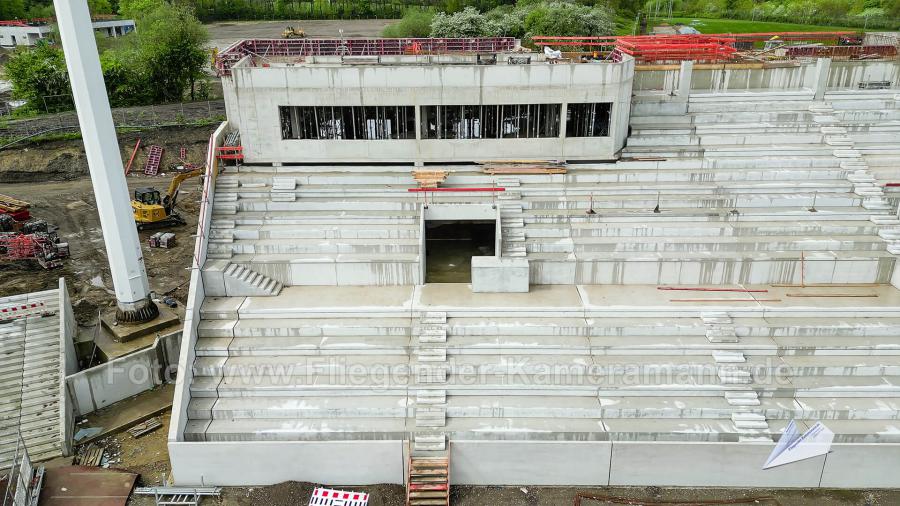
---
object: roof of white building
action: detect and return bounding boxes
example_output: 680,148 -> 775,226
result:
0,281 -> 72,466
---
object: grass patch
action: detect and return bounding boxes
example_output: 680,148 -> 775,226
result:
654,17 -> 860,34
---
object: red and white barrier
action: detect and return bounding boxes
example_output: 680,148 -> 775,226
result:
308,487 -> 369,506
0,301 -> 46,320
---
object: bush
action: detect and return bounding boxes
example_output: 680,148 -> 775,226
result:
426,1 -> 615,39
430,7 -> 504,37
2,42 -> 71,114
383,9 -> 436,37
522,1 -> 615,39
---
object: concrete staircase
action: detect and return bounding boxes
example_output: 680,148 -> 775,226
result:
222,263 -> 282,296
205,171 -> 424,286
0,289 -> 64,465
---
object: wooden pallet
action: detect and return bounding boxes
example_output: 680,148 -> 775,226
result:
127,417 -> 163,438
75,443 -> 104,466
407,454 -> 449,506
413,170 -> 449,189
0,193 -> 30,214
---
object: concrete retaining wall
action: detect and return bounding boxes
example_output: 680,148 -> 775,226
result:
58,278 -> 77,456
169,122 -> 229,444
169,439 -> 900,487
65,331 -> 181,416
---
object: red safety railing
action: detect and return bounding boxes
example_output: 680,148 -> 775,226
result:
532,31 -> 877,64
215,37 -> 518,75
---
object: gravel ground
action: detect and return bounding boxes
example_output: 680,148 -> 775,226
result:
206,19 -> 398,51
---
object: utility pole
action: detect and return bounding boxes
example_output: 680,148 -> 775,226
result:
53,0 -> 158,323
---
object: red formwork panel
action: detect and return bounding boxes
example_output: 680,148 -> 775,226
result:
532,32 -> 874,64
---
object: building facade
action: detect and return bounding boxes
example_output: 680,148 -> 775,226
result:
0,19 -> 134,47
223,54 -> 635,164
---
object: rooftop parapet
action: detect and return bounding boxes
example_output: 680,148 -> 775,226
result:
215,37 -> 520,76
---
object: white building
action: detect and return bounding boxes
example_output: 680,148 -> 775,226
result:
0,279 -> 77,468
0,19 -> 135,47
169,39 -> 900,488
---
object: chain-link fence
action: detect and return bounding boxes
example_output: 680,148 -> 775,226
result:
0,99 -> 226,143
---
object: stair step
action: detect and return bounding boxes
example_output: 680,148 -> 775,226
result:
417,348 -> 447,362
712,351 -> 746,363
414,434 -> 446,452
422,312 -> 447,324
416,390 -> 447,404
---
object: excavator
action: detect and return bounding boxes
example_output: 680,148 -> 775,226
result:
281,26 -> 306,39
132,168 -> 203,230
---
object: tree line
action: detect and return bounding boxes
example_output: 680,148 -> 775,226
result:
676,0 -> 900,29
3,1 -> 209,115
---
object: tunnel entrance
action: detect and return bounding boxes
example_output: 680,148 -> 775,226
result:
425,220 -> 496,283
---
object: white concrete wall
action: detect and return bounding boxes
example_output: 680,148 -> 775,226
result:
223,57 -> 634,163
169,122 -> 228,445
58,278 -> 76,456
170,441 -> 404,486
65,331 -> 181,416
169,438 -> 900,487
0,26 -> 49,47
827,61 -> 900,90
634,60 -> 900,95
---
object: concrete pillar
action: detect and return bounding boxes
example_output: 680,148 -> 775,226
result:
812,58 -> 832,101
676,61 -> 693,100
414,104 -> 423,166
559,102 -> 568,138
53,0 -> 158,323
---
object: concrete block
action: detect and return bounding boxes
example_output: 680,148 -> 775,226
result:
471,256 -> 529,293
451,441 -> 611,485
819,444 -> 900,488
609,441 -> 825,487
170,441 -> 404,486
201,260 -> 229,296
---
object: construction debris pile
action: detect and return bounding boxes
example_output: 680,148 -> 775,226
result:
0,193 -> 69,270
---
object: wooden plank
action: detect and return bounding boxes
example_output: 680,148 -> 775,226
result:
483,167 -> 567,175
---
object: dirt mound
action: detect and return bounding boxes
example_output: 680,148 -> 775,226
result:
0,125 -> 212,183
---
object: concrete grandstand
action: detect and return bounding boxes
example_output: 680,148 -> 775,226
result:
168,36 -> 900,488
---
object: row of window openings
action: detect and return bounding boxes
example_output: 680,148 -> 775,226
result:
278,103 -> 612,141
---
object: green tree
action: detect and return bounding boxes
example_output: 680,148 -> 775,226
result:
524,2 -> 614,39
430,6 -> 503,37
383,9 -> 435,37
134,3 -> 209,102
2,41 -> 71,113
117,0 -> 166,18
0,0 -> 27,20
88,0 -> 114,14
101,46 -> 151,106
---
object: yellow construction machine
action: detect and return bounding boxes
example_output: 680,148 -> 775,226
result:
132,168 -> 203,230
281,26 -> 306,39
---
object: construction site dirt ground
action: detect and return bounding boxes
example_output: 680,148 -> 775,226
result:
206,19 -> 397,51
0,125 -> 214,329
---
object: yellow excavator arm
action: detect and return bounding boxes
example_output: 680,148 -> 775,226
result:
164,168 -> 204,210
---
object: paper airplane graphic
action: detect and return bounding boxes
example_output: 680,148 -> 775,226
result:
763,419 -> 834,469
